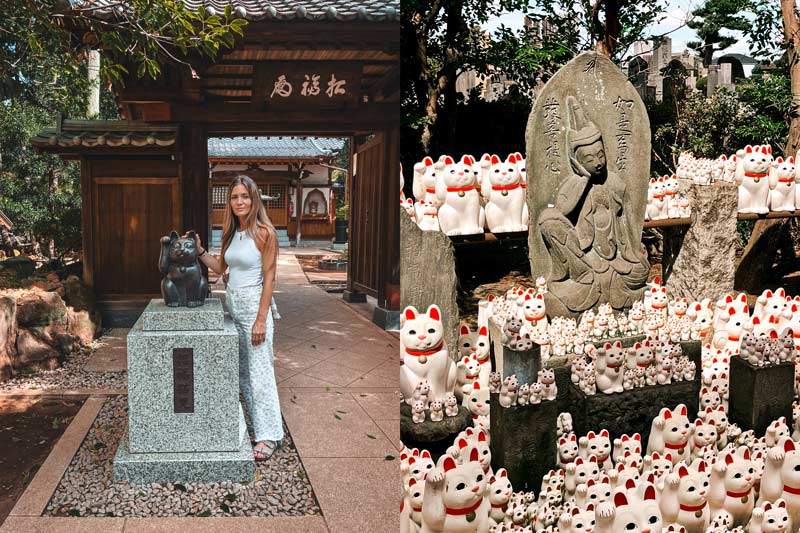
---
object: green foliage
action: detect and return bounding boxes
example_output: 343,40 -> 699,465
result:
745,0 -> 783,61
335,205 -> 349,221
687,0 -> 753,66
0,101 -> 82,257
0,1 -> 248,91
649,71 -> 792,176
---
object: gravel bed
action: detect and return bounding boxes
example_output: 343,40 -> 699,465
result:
0,337 -> 127,394
45,396 -> 321,517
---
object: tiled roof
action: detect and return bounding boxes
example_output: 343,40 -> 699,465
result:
83,0 -> 399,22
208,136 -> 345,159
31,121 -> 178,150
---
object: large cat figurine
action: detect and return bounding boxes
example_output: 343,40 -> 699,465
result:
759,437 -> 800,528
413,156 -> 441,206
769,156 -> 797,212
159,230 -> 208,307
400,305 -> 457,404
482,154 -> 527,233
436,155 -> 485,236
421,448 -> 490,533
646,404 -> 691,464
735,144 -> 773,214
709,447 -> 756,527
660,463 -> 711,533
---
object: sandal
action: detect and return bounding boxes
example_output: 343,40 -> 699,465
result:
253,440 -> 280,461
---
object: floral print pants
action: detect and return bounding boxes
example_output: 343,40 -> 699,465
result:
225,284 -> 284,442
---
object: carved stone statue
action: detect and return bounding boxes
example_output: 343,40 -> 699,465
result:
158,230 -> 208,307
527,52 -> 651,318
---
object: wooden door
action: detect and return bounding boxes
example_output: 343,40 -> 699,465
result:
93,177 -> 181,294
350,134 -> 384,298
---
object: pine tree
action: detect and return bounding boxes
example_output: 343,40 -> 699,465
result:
687,0 -> 753,67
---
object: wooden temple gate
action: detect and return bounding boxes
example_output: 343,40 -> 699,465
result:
33,3 -> 400,325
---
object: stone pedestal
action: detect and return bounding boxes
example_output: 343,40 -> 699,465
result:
663,181 -> 738,302
729,357 -> 794,436
399,403 -> 472,462
490,393 -> 558,494
400,210 -> 460,351
114,298 -> 255,484
488,321 -> 542,384
568,378 -> 700,447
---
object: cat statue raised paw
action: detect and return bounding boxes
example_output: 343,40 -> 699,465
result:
482,154 -> 527,233
769,156 -> 797,212
400,305 -> 457,404
746,498 -> 791,533
736,144 -> 773,215
421,449 -> 490,533
412,400 -> 426,424
435,154 -> 485,236
159,230 -> 208,307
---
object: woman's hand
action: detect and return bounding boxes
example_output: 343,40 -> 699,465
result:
192,231 -> 205,254
251,317 -> 266,346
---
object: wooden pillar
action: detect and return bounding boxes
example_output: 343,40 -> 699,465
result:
381,126 -> 400,308
79,158 -> 94,288
179,124 -> 209,244
295,178 -> 303,246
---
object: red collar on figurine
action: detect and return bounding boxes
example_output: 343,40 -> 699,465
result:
784,484 -> 800,495
525,315 -> 545,322
664,441 -> 687,451
405,342 -> 444,357
637,362 -> 650,368
652,193 -> 665,199
446,498 -> 483,516
607,363 -> 622,369
744,172 -> 768,179
728,335 -> 739,342
679,501 -> 706,512
778,178 -> 794,183
425,187 -> 436,194
726,489 -> 749,498
651,303 -> 667,309
476,354 -> 490,365
492,183 -> 521,191
412,506 -> 422,513
447,185 -> 476,193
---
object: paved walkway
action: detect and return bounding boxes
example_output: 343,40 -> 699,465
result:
0,251 -> 399,532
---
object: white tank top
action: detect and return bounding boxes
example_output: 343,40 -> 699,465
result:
224,230 -> 263,288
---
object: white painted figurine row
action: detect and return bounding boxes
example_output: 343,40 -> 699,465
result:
676,146 -> 800,214
401,401 -> 800,532
401,153 -> 529,235
493,371 -> 558,407
645,174 -> 692,221
569,338 -> 696,395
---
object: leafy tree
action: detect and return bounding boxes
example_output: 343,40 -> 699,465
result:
0,2 -> 247,259
687,0 -> 753,68
0,1 -> 247,95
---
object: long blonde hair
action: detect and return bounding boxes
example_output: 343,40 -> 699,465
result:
221,175 -> 276,258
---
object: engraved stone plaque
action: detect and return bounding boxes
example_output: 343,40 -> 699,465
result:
173,348 -> 194,413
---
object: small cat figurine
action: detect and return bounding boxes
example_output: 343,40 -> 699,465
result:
159,230 -> 208,307
747,498 -> 791,533
411,400 -> 426,424
428,399 -> 444,422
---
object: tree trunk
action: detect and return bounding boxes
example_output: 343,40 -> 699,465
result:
734,0 -> 800,294
783,0 -> 800,155
702,42 -> 714,69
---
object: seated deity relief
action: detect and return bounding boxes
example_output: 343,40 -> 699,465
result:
528,52 -> 651,318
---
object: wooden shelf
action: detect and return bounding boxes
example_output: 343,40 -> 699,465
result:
737,210 -> 800,221
449,231 -> 528,246
643,217 -> 692,228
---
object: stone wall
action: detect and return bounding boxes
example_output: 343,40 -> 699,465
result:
0,275 -> 101,380
400,210 -> 460,351
663,181 -> 739,302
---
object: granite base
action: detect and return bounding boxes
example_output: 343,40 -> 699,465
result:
399,403 -> 472,462
729,357 -> 794,436
568,378 -> 700,446
138,298 -> 225,332
490,393 -> 558,494
113,427 -> 255,485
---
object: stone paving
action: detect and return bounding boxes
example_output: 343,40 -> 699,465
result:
0,250 -> 400,532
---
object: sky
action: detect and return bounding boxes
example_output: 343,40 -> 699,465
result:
483,0 -> 753,59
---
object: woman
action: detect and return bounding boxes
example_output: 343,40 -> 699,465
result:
194,175 -> 284,461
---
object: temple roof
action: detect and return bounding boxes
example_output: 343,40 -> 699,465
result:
207,136 -> 345,159
82,0 -> 399,22
31,120 -> 178,152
